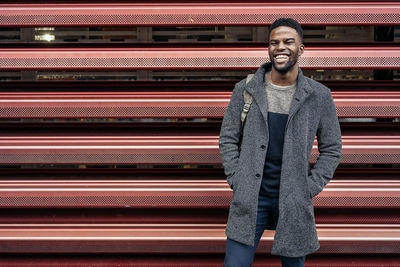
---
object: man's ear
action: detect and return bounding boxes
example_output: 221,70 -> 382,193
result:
298,43 -> 305,56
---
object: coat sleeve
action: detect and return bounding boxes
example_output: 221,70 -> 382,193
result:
308,89 -> 342,198
219,81 -> 245,189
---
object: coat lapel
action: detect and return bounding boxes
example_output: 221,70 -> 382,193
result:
245,63 -> 270,125
287,68 -> 314,124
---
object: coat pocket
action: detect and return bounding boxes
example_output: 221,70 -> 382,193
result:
227,170 -> 239,190
305,175 -> 313,199
306,175 -> 324,199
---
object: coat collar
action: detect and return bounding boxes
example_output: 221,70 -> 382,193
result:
245,62 -> 314,126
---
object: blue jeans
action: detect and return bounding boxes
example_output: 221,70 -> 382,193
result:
224,194 -> 306,267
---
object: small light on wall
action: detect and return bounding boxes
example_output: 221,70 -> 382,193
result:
35,34 -> 55,42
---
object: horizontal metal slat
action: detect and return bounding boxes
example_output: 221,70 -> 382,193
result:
0,91 -> 398,118
0,180 -> 398,209
0,254 -> 398,267
1,3 -> 400,26
0,47 -> 398,70
0,135 -> 399,164
0,224 -> 398,254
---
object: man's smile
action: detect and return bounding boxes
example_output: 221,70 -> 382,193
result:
274,54 -> 290,64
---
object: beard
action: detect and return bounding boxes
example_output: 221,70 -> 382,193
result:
269,50 -> 299,74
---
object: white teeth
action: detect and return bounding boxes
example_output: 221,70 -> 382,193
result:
274,54 -> 289,63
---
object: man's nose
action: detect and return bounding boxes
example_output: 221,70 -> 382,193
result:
277,41 -> 285,50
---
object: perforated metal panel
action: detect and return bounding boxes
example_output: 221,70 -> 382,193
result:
314,194 -> 400,209
1,3 -> 400,26
0,225 -> 398,254
0,195 -> 231,208
0,135 -> 399,164
0,92 -> 399,118
0,106 -> 228,119
0,151 -> 398,164
0,181 -> 399,208
0,57 -> 265,70
0,153 -> 220,164
0,48 -> 398,70
309,153 -> 400,164
335,106 -> 400,118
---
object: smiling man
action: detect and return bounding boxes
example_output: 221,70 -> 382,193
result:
219,18 -> 342,267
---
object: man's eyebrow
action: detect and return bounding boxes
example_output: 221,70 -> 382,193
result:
269,37 -> 296,42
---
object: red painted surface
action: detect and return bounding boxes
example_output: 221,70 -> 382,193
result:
0,2 -> 399,26
0,135 -> 398,164
0,47 -> 399,70
0,224 -> 398,254
0,180 -> 398,208
0,1 -> 399,264
0,91 -> 398,118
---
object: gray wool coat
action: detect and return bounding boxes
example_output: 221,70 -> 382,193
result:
219,62 -> 342,257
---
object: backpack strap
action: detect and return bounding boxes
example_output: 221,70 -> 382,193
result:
240,74 -> 254,134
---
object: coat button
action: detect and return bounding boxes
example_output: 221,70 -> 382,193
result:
255,173 -> 261,178
260,145 -> 266,150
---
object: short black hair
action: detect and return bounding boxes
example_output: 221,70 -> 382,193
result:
268,18 -> 303,43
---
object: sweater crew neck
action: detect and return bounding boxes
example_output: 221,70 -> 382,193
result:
265,72 -> 296,90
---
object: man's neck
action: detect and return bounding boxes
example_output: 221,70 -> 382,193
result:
269,67 -> 298,86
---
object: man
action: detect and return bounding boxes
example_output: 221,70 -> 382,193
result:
219,18 -> 342,267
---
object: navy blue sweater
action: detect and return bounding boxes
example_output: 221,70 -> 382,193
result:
259,75 -> 296,198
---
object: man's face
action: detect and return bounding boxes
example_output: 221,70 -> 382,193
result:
268,26 -> 304,74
